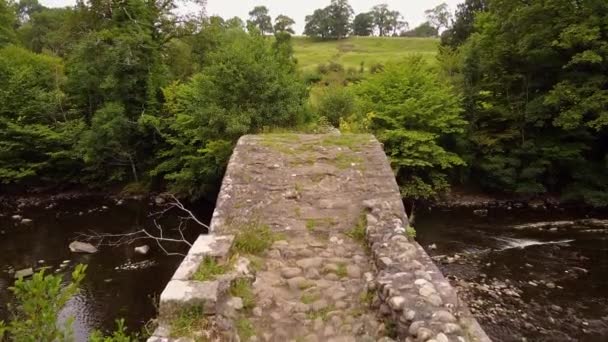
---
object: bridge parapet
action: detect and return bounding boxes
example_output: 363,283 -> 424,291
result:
149,134 -> 490,342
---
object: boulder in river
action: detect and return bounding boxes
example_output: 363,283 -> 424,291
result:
134,245 -> 150,255
20,218 -> 33,225
14,268 -> 34,279
11,214 -> 22,221
473,209 -> 488,217
69,241 -> 98,253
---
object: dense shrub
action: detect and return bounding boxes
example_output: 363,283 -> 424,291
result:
316,86 -> 355,127
354,56 -> 466,200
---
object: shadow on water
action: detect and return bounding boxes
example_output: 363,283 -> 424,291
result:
416,207 -> 608,341
0,196 -> 215,340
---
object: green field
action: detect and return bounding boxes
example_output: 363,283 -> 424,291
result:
292,36 -> 439,71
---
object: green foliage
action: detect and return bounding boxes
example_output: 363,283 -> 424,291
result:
78,102 -> 139,182
235,317 -> 254,341
451,0 -> 608,205
352,12 -> 374,36
89,319 -> 134,342
0,0 -> 17,47
247,6 -> 273,35
440,0 -> 487,48
406,226 -> 417,239
354,56 -> 467,200
0,264 -> 133,341
315,86 -> 355,126
304,0 -> 353,40
274,14 -> 295,34
169,307 -> 208,339
401,22 -> 438,38
346,212 -> 367,244
0,264 -> 86,341
153,29 -> 307,197
371,4 -> 405,37
0,45 -> 83,184
193,257 -> 230,281
233,222 -> 276,255
230,279 -> 255,311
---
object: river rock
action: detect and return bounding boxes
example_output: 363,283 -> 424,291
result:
20,218 -> 33,225
154,196 -> 166,205
11,215 -> 22,221
69,241 -> 98,253
473,209 -> 488,217
134,245 -> 150,255
14,268 -> 34,279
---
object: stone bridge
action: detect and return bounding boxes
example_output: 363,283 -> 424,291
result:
149,134 -> 490,342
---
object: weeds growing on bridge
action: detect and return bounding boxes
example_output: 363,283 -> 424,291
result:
169,307 -> 209,339
230,279 -> 255,312
233,222 -> 277,255
193,256 -> 231,281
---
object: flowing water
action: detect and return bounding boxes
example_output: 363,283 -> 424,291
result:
416,207 -> 608,341
0,196 -> 213,340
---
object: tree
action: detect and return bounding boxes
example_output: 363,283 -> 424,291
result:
327,0 -> 353,39
388,10 -> 406,36
457,0 -> 608,205
400,22 -> 438,38
0,0 -> 17,46
17,6 -> 74,55
153,29 -> 308,197
352,12 -> 373,36
0,45 -> 83,184
371,4 -> 390,36
304,0 -> 353,40
304,8 -> 330,39
247,5 -> 272,34
66,0 -> 171,182
16,0 -> 43,23
225,16 -> 244,29
274,14 -> 295,34
440,0 -> 487,48
425,2 -> 452,34
353,56 -> 467,200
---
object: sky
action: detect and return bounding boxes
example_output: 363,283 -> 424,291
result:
39,0 -> 464,34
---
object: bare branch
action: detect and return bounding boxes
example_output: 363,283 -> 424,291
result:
76,195 -> 204,256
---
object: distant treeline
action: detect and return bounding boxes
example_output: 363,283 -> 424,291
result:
303,1 -> 449,39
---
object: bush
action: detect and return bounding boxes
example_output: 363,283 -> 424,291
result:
369,63 -> 384,74
302,70 -> 323,85
316,86 -> 355,127
0,265 -> 86,341
0,265 -> 136,342
354,56 -> 467,200
316,63 -> 329,74
327,61 -> 344,73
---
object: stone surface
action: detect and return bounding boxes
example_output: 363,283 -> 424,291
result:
134,245 -> 150,255
68,241 -> 98,253
14,268 -> 33,279
159,280 -> 219,317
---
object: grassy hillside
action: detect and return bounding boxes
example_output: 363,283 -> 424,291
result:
292,36 -> 439,71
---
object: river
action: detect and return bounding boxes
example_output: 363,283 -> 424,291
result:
1,197 -> 607,341
0,195 -> 213,340
416,206 -> 608,341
